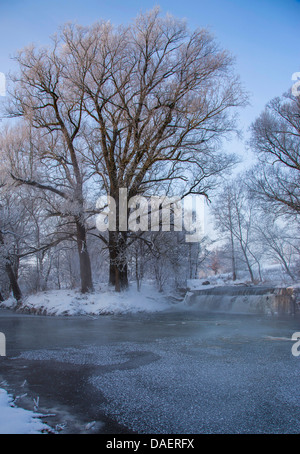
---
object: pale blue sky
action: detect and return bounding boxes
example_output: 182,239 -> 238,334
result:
0,0 -> 299,163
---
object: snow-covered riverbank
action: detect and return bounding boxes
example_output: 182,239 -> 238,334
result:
0,388 -> 51,434
1,272 -> 298,317
0,284 -> 175,316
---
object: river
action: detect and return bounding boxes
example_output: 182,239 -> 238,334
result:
0,307 -> 300,434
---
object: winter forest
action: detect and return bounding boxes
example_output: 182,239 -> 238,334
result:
0,8 -> 299,305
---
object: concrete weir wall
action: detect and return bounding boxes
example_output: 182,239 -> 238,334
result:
184,286 -> 299,316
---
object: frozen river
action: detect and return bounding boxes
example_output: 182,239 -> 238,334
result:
0,307 -> 300,434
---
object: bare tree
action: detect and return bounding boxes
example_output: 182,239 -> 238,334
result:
212,182 -> 237,280
59,8 -> 246,290
249,91 -> 300,216
212,180 -> 262,282
5,36 -> 95,294
209,249 -> 222,276
1,7 -> 247,293
254,213 -> 297,281
0,180 -> 24,302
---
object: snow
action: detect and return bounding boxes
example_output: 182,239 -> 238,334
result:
187,268 -> 299,291
1,269 -> 299,317
187,277 -> 247,291
0,283 -> 173,316
0,388 -> 50,434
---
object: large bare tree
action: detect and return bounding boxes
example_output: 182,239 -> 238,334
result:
60,8 -> 247,290
3,8 -> 247,292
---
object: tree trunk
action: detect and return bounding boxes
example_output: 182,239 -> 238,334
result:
0,231 -> 22,302
241,246 -> 254,283
108,231 -> 128,292
75,218 -> 94,293
5,262 -> 22,302
109,230 -> 117,287
135,253 -> 141,292
280,256 -> 295,281
230,232 -> 237,281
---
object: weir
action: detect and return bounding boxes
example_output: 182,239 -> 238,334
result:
183,285 -> 300,315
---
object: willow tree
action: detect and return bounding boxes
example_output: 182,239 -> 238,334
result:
59,8 -> 246,290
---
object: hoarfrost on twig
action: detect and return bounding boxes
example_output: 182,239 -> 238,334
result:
33,396 -> 39,411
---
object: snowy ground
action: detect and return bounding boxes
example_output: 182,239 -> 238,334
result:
0,388 -> 51,434
0,283 -> 174,316
187,267 -> 298,291
1,269 -> 298,316
187,277 -> 248,291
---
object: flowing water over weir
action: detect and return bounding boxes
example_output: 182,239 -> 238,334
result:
183,285 -> 300,315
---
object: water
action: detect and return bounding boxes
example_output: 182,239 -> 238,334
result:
185,286 -> 297,315
0,307 -> 300,433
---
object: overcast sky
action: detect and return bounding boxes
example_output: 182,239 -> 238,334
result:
0,0 -> 299,165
